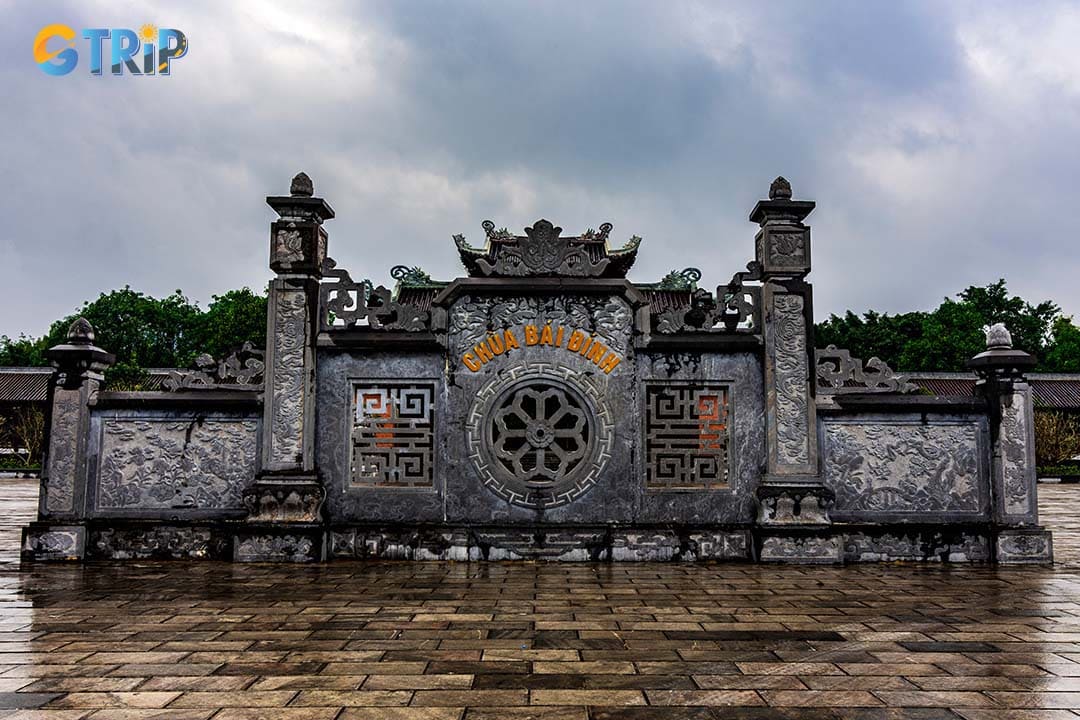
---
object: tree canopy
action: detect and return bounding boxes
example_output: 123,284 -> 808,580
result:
0,287 -> 267,385
815,279 -> 1077,372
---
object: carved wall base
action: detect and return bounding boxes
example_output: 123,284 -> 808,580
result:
22,524 -> 85,561
243,474 -> 325,523
841,527 -> 991,563
757,532 -> 841,563
327,526 -> 753,562
233,525 -> 325,562
995,528 -> 1053,564
756,480 -> 834,526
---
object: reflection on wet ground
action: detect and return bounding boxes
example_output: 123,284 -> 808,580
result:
1,477 -> 1080,719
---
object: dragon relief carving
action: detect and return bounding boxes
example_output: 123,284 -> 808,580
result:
999,392 -> 1033,517
816,345 -> 917,394
163,342 -> 264,391
97,419 -> 257,511
45,388 -> 81,514
772,294 -> 810,465
823,422 -> 982,514
269,289 -> 307,466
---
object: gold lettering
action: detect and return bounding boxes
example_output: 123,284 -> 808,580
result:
587,341 -> 607,363
474,342 -> 494,363
598,352 -> 621,374
463,353 -> 482,372
540,324 -> 554,346
555,326 -> 565,347
567,330 -> 584,351
488,334 -> 505,355
578,336 -> 594,356
503,329 -> 520,350
524,325 -> 539,345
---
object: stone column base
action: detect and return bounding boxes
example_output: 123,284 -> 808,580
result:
756,480 -> 835,526
995,528 -> 1053,564
243,473 -> 325,523
22,524 -> 85,561
233,525 -> 325,562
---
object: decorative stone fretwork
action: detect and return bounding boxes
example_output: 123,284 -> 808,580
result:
350,383 -> 436,488
815,345 -> 917,394
96,418 -> 257,512
320,259 -> 432,332
466,362 -> 614,509
455,219 -> 641,278
652,283 -> 760,335
644,383 -> 731,490
822,420 -> 984,517
42,318 -> 115,519
162,342 -> 264,391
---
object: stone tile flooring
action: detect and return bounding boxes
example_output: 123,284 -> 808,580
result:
1,478 -> 1080,718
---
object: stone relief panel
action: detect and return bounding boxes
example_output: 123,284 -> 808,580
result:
822,420 -> 984,517
268,288 -> 308,467
771,293 -> 810,466
644,383 -> 731,490
45,387 -> 81,514
999,390 -> 1035,519
96,418 -> 257,512
350,383 -> 435,488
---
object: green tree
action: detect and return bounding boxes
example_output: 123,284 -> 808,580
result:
1044,317 -> 1080,372
0,286 -> 268,385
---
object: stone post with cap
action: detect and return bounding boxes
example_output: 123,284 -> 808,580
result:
235,172 -> 334,561
22,317 -> 114,560
750,177 -> 838,563
969,323 -> 1054,563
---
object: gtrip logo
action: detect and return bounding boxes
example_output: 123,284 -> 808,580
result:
34,24 -> 188,76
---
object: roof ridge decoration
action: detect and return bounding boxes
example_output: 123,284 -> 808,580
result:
816,344 -> 917,394
454,219 -> 641,278
163,341 -> 265,391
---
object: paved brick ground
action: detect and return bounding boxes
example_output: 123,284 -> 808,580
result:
2,477 -> 1080,719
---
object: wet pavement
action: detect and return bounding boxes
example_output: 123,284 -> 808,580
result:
1,478 -> 1080,719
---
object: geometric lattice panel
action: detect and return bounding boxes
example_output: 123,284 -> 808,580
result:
645,383 -> 730,490
350,383 -> 435,488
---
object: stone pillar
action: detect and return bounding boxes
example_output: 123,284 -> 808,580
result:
969,324 -> 1053,563
751,178 -> 837,563
22,318 -> 114,560
236,172 -> 333,562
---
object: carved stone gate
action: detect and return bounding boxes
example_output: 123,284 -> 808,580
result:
22,174 -> 1053,564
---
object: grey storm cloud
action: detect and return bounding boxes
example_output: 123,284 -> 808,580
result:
3,0 -> 1080,338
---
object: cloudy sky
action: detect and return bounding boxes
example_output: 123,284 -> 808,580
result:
4,1 -> 1080,338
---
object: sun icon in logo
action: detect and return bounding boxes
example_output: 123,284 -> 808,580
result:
139,24 -> 158,43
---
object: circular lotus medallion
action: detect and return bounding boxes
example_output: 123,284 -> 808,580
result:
466,364 -> 613,509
